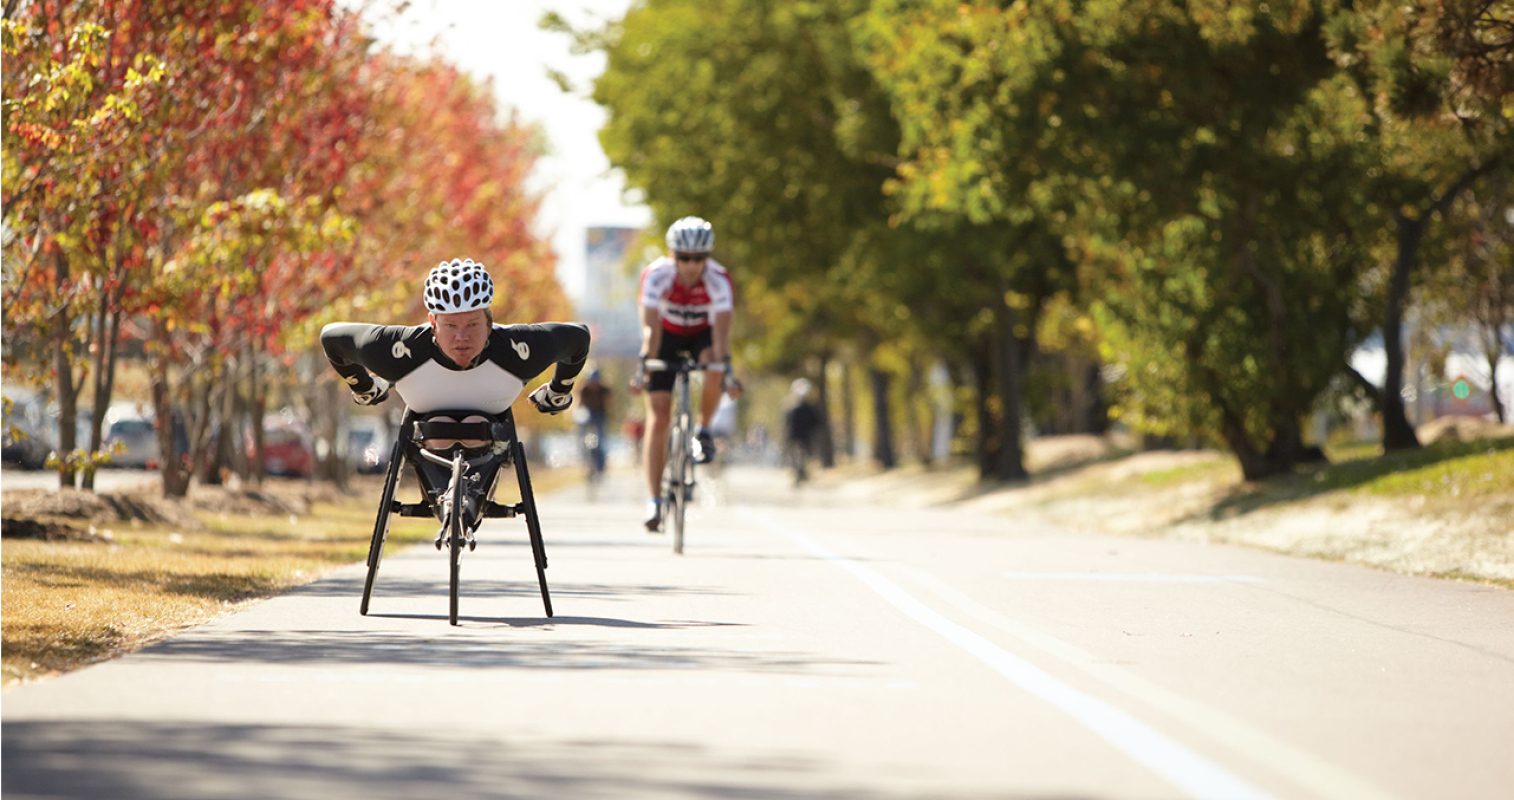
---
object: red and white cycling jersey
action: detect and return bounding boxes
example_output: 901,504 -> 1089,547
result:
638,256 -> 735,335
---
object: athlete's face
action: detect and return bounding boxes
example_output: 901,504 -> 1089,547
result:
673,252 -> 707,284
431,309 -> 490,365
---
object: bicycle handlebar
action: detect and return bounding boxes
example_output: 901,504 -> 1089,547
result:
644,359 -> 728,374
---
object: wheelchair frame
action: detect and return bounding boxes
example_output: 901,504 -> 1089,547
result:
360,407 -> 552,625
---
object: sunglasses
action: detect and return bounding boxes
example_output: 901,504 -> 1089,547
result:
675,253 -> 707,263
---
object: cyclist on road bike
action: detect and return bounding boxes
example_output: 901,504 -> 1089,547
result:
320,259 -> 591,447
630,216 -> 742,531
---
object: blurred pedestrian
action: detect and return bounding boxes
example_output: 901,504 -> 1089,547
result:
782,378 -> 823,485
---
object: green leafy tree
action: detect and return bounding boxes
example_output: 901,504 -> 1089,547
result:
1324,0 -> 1511,448
862,0 -> 1394,479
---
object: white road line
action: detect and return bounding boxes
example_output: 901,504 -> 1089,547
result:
1004,573 -> 1265,583
746,509 -> 1277,800
907,566 -> 1401,800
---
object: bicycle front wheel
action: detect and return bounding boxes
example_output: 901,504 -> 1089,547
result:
448,452 -> 464,626
671,426 -> 693,554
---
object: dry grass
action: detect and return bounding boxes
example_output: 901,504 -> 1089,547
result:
3,464 -> 576,688
2,494 -> 436,688
822,435 -> 1514,588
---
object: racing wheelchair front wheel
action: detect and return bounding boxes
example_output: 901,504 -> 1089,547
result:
448,449 -> 465,626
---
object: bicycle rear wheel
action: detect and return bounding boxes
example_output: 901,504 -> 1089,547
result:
448,451 -> 464,626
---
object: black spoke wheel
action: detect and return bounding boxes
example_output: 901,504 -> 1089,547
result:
360,438 -> 405,616
515,440 -> 554,617
448,451 -> 464,626
671,426 -> 689,555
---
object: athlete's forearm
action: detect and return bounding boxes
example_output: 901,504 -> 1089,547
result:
712,310 -> 733,362
639,306 -> 662,358
542,323 -> 592,391
320,322 -> 379,392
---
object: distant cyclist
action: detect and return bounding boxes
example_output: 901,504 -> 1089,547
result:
320,258 -> 591,447
630,216 -> 742,531
577,368 -> 611,480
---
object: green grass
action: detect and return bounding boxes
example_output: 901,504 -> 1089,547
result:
1139,456 -> 1236,487
1357,442 -> 1514,500
1210,436 -> 1514,518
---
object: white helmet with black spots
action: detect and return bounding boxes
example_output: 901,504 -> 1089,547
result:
665,216 -> 715,254
424,258 -> 494,314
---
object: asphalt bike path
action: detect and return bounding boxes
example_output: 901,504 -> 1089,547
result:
4,466 -> 1512,799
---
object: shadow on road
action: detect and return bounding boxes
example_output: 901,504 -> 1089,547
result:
132,628 -> 877,674
2,720 -> 1084,800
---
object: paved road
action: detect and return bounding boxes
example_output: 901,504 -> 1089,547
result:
4,466 -> 1512,799
1,465 -> 159,492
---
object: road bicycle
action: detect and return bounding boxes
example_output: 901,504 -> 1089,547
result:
644,357 -> 726,554
360,408 -> 551,625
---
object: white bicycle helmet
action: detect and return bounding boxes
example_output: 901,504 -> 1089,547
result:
665,216 -> 715,253
423,258 -> 494,314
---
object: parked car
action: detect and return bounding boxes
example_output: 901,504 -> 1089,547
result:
262,417 -> 314,478
2,389 -> 56,470
346,415 -> 392,474
103,404 -> 160,469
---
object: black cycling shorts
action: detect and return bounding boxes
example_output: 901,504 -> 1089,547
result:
648,329 -> 713,393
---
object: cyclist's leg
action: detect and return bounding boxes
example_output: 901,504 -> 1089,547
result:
644,390 -> 673,498
644,333 -> 689,497
696,342 -> 723,429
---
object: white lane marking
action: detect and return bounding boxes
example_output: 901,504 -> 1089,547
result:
906,566 -> 1401,800
1005,573 -> 1264,583
746,509 -> 1276,800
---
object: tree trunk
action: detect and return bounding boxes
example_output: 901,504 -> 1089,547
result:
1381,162 -> 1500,448
187,367 -> 216,484
152,325 -> 191,497
319,369 -> 348,490
82,281 -> 124,492
990,303 -> 1028,482
839,360 -> 855,462
1490,349 -> 1506,424
50,253 -> 80,490
908,359 -> 931,466
250,344 -> 266,486
868,367 -> 895,469
1381,214 -> 1425,450
971,346 -> 997,480
232,370 -> 251,481
816,354 -> 835,468
1217,415 -> 1282,482
1084,362 -> 1108,434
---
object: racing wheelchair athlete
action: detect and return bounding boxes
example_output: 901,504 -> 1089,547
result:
321,258 -> 591,625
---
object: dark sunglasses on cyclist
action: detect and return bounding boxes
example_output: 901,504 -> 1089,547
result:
675,253 -> 707,263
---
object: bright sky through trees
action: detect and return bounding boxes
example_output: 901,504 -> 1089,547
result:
356,0 -> 651,302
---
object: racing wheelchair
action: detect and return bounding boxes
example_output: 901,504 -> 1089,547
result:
359,408 -> 552,625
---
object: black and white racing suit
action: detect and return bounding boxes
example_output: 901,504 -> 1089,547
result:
320,321 -> 591,415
